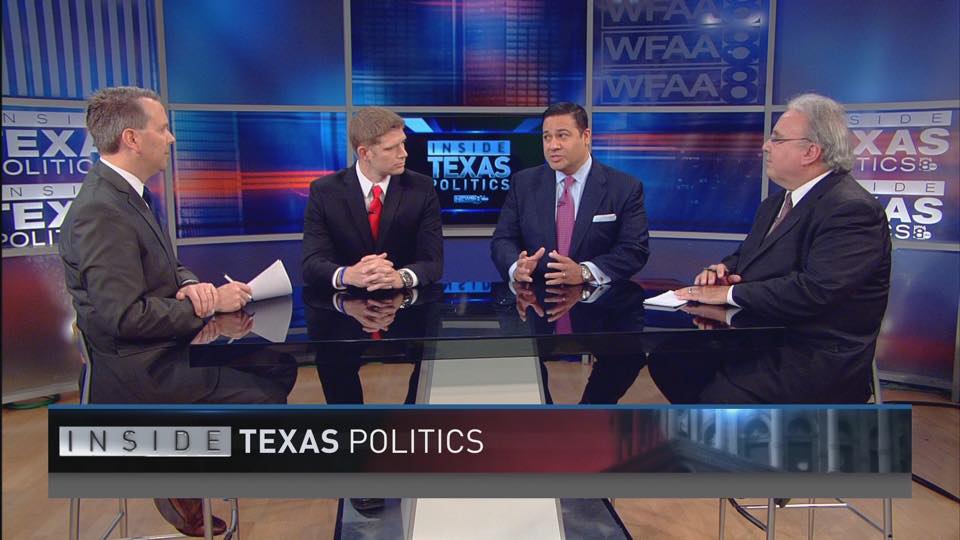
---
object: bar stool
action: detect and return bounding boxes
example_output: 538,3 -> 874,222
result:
717,358 -> 893,539
69,325 -> 240,540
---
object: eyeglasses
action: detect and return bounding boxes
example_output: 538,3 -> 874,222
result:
766,136 -> 812,145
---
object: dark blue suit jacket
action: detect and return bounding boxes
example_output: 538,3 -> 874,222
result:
490,161 -> 650,281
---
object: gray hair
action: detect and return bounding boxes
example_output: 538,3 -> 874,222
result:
86,86 -> 162,154
786,93 -> 853,172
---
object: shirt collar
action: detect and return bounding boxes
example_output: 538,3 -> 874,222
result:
790,169 -> 832,206
555,155 -> 593,185
99,157 -> 146,198
356,163 -> 390,198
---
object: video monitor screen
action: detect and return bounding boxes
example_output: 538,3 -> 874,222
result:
402,115 -> 546,226
593,112 -> 764,234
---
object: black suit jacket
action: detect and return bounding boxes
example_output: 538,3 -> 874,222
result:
722,171 -> 891,395
490,161 -> 650,281
301,166 -> 443,286
60,161 -> 203,361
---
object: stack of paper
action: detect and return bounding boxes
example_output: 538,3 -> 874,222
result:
643,290 -> 687,310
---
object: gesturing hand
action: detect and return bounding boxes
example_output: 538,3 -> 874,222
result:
513,247 -> 545,283
544,251 -> 583,286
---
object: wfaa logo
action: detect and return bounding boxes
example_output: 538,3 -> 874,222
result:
2,110 -> 96,248
849,110 -> 954,241
427,140 -> 511,205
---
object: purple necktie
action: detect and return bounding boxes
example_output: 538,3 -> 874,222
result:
556,176 -> 576,256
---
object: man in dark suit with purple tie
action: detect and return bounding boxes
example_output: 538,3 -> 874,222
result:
491,102 -> 650,289
490,102 -> 651,404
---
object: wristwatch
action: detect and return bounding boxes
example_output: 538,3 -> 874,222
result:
579,263 -> 594,284
399,268 -> 415,289
399,289 -> 415,309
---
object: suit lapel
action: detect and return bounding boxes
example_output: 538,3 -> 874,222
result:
343,166 -> 376,252
537,167 -> 558,253
96,162 -> 176,268
375,173 -> 405,252
569,163 -> 606,259
737,173 -> 842,274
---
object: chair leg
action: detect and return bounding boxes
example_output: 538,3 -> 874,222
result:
882,498 -> 893,539
119,498 -> 129,537
225,498 -> 240,540
203,498 -> 214,540
69,498 -> 80,540
718,498 -> 727,540
807,498 -> 815,540
766,498 -> 777,540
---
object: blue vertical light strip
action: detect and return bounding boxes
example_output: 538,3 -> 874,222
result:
24,0 -> 44,94
55,0 -> 76,97
121,0 -> 137,87
91,0 -> 106,89
137,0 -> 151,89
106,0 -> 121,86
40,0 -> 59,95
76,0 -> 92,97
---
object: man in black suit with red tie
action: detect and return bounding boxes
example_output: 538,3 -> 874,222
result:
302,106 -> 443,292
675,93 -> 892,402
302,107 -> 443,513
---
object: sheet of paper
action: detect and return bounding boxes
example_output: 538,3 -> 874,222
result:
643,290 -> 687,308
244,295 -> 292,343
247,259 -> 293,301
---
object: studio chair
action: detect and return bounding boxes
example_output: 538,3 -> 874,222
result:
69,324 -> 240,540
717,358 -> 893,539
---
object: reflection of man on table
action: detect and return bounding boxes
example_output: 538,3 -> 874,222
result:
672,93 -> 892,402
508,282 -> 647,404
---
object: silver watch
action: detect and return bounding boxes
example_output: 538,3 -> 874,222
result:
399,269 -> 415,288
579,264 -> 593,284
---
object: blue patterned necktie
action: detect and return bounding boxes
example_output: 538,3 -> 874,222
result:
141,186 -> 165,229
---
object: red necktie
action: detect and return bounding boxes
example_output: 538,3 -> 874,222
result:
556,176 -> 576,256
369,184 -> 383,241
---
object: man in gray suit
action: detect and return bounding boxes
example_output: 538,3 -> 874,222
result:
59,86 -> 252,536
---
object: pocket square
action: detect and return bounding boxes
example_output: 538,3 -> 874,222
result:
592,213 -> 617,223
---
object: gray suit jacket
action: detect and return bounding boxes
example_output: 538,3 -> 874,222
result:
60,161 -> 203,361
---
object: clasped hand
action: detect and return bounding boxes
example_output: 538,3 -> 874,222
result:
177,281 -> 253,318
342,293 -> 404,333
191,311 -> 254,344
343,253 -> 403,291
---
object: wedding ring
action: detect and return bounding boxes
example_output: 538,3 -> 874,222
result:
562,271 -> 566,279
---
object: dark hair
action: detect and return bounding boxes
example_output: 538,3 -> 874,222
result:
86,86 -> 161,154
542,102 -> 588,132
